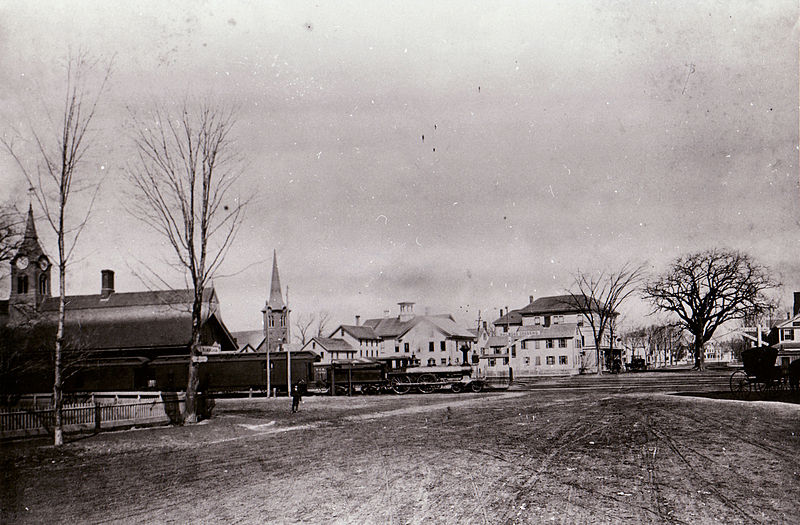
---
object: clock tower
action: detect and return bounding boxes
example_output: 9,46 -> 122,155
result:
10,205 -> 51,314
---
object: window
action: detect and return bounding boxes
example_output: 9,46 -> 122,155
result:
427,358 -> 436,366
546,356 -> 555,365
524,356 -> 530,365
546,339 -> 554,348
489,358 -> 496,366
520,340 -> 527,350
441,358 -> 447,365
535,356 -> 541,366
558,339 -> 567,348
440,341 -> 446,352
319,352 -> 324,359
534,317 -> 541,325
783,329 -> 794,341
38,275 -> 48,295
429,342 -> 435,352
395,345 -> 400,353
511,345 -> 516,358
543,316 -> 551,327
576,338 -> 582,348
553,316 -> 560,325
268,316 -> 274,328
404,343 -> 409,353
16,275 -> 28,294
503,357 -> 509,365
559,356 -> 568,365
535,341 -> 541,349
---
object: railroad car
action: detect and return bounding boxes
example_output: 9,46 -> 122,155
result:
313,356 -> 509,395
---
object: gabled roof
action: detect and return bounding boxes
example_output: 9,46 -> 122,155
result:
423,315 -> 475,339
38,288 -> 217,314
487,335 -> 512,347
309,337 -> 356,353
13,287 -> 235,352
337,324 -> 380,340
231,329 -> 265,350
494,310 -> 523,326
493,294 -> 609,325
361,313 -> 470,339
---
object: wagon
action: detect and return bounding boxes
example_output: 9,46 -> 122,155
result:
729,346 -> 784,397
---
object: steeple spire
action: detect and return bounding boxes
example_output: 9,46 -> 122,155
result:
267,250 -> 285,310
23,203 -> 37,241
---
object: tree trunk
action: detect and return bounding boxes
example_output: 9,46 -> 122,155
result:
693,334 -> 705,371
184,295 -> 203,424
53,235 -> 66,446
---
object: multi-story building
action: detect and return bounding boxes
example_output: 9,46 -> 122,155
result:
493,294 -> 617,374
770,292 -> 800,368
329,302 -> 475,366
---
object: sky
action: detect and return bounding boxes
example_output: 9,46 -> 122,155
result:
0,1 -> 798,336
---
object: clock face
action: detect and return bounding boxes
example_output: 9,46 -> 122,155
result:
15,256 -> 29,270
38,258 -> 49,271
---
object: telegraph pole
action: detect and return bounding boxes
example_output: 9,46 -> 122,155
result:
263,305 -> 271,397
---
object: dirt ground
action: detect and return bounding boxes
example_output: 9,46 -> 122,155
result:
2,373 -> 799,524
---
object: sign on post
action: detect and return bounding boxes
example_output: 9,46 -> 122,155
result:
191,355 -> 208,363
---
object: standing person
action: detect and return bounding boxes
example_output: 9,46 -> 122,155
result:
291,379 -> 306,413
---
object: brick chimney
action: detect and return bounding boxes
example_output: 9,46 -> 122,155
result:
355,315 -> 361,326
101,269 -> 115,298
529,295 -> 534,304
793,292 -> 800,317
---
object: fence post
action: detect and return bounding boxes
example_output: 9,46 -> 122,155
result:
95,403 -> 101,433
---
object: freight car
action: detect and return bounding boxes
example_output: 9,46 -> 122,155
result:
313,356 -> 506,395
12,351 -> 319,396
148,351 -> 318,394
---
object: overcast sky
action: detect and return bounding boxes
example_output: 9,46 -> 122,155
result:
1,1 -> 798,335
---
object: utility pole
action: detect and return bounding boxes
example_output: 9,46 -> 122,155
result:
285,338 -> 291,398
263,305 -> 271,397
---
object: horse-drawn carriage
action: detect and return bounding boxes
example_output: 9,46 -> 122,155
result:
729,346 -> 789,397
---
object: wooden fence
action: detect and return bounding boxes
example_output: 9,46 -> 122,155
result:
0,392 -> 186,439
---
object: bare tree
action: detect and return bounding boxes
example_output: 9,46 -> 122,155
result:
0,205 -> 23,272
294,313 -> 316,345
2,53 -> 111,446
643,249 -> 778,371
126,100 -> 246,423
316,310 -> 332,338
568,262 -> 647,374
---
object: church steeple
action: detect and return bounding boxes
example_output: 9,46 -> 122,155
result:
267,250 -> 285,310
262,250 -> 290,351
23,204 -> 37,242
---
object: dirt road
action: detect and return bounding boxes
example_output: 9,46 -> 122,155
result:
2,375 -> 798,524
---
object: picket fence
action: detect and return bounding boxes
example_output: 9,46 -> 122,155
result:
0,392 -> 186,439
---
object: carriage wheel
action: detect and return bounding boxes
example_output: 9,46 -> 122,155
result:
450,382 -> 464,394
417,374 -> 437,394
470,381 -> 483,393
391,375 -> 411,395
729,370 -> 749,396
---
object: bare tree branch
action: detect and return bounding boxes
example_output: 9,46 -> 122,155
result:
124,99 -> 247,423
642,249 -> 779,371
0,51 -> 112,446
567,262 -> 647,374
